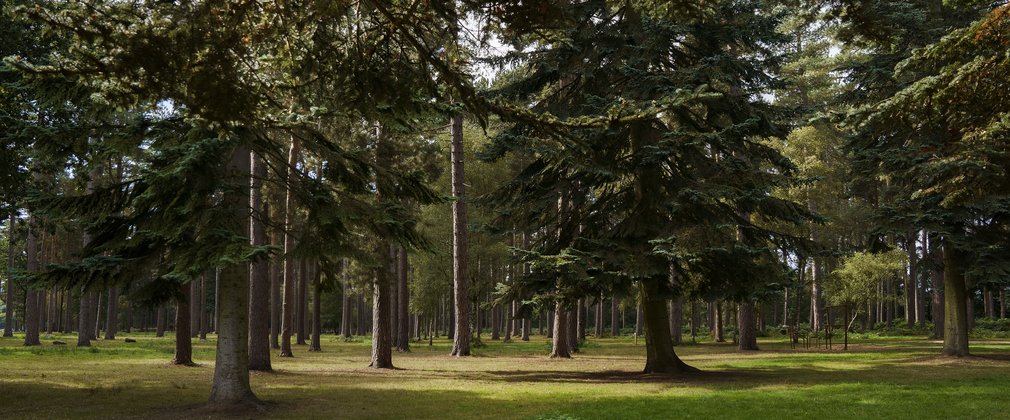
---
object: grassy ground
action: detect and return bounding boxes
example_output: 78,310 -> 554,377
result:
2,332 -> 1009,419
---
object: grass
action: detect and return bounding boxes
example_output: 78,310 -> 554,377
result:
2,332 -> 1010,419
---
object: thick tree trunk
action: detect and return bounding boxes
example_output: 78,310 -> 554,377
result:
640,277 -> 697,373
156,304 -> 167,337
310,261 -> 322,352
369,255 -> 394,368
737,301 -> 759,351
173,283 -> 193,365
208,143 -> 258,406
104,287 -> 118,340
279,135 -> 301,358
248,151 -> 272,371
3,211 -> 14,337
549,302 -> 571,358
396,247 -> 410,352
77,290 -> 95,347
942,245 -> 969,357
449,112 -> 471,357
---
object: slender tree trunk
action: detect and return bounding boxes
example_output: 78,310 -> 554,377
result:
640,277 -> 697,373
208,143 -> 258,406
191,278 -> 201,337
310,260 -> 322,352
942,244 -> 969,357
635,302 -> 643,338
396,247 -> 410,352
23,216 -> 41,346
738,301 -> 759,351
200,271 -> 209,340
549,302 -> 571,358
449,112 -> 471,356
811,257 -> 823,331
248,152 -> 272,371
270,227 -> 281,349
341,259 -> 352,339
297,259 -> 309,345
279,135 -> 300,358
156,304 -> 167,337
173,283 -> 193,365
715,301 -> 725,342
370,125 -> 394,368
3,211 -> 14,337
611,296 -> 619,337
567,307 -> 579,353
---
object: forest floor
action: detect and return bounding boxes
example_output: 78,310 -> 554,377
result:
2,332 -> 1009,419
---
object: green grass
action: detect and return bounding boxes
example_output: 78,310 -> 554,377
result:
2,332 -> 1010,419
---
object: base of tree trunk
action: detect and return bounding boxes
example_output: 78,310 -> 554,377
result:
172,358 -> 196,366
642,359 -> 700,374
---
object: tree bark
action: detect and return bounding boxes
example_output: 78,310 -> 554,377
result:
270,223 -> 281,349
549,302 -> 571,358
23,217 -> 41,346
942,244 -> 969,357
369,252 -> 394,368
156,304 -> 167,337
104,287 -> 119,340
610,296 -> 619,337
77,290 -> 95,347
297,259 -> 308,345
449,112 -> 471,357
279,135 -> 300,358
248,151 -> 272,371
714,301 -> 725,342
396,247 -> 410,352
4,211 -> 15,337
640,277 -> 697,373
341,259 -> 352,338
191,275 -> 201,338
208,143 -> 258,406
173,282 -> 193,365
811,257 -> 823,331
737,301 -> 759,351
310,260 -> 322,352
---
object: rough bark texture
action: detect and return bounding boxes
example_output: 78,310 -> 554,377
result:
279,136 -> 300,358
942,245 -> 969,357
369,254 -> 394,368
173,283 -> 193,365
449,112 -> 471,357
737,302 -> 759,351
77,290 -> 95,347
640,278 -> 697,373
208,144 -> 258,406
4,212 -> 14,337
309,261 -> 322,352
396,247 -> 410,352
549,302 -> 571,358
248,152 -> 272,371
155,304 -> 166,337
103,287 -> 118,340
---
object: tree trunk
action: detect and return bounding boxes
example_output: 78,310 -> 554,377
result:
634,302 -> 643,337
3,211 -> 14,337
670,298 -> 683,346
279,135 -> 301,358
610,296 -> 619,336
77,290 -> 95,347
155,304 -> 167,338
23,222 -> 41,346
208,143 -> 258,406
248,151 -> 272,371
567,307 -> 579,353
714,301 -> 725,342
341,259 -> 352,338
104,287 -> 119,340
270,226 -> 281,349
640,277 -> 697,373
449,112 -> 471,357
549,302 -> 571,358
737,301 -> 759,351
173,283 -> 193,365
942,244 -> 969,357
577,298 -> 586,342
200,271 -> 209,340
191,274 -> 201,338
811,257 -> 823,331
396,247 -> 410,352
310,260 -> 322,352
369,254 -> 394,368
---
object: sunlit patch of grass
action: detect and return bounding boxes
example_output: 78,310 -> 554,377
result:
2,332 -> 1010,419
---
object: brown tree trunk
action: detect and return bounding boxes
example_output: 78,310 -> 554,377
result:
942,244 -> 969,357
296,260 -> 308,345
640,277 -> 697,373
173,283 -> 193,365
370,125 -> 394,368
77,290 -> 95,346
811,257 -> 823,331
208,143 -> 258,406
396,247 -> 410,352
341,259 -> 352,338
737,301 -> 759,351
611,296 -> 619,337
549,302 -> 571,358
279,135 -> 301,358
191,277 -> 201,337
248,151 -> 272,371
714,301 -> 725,342
309,260 -> 322,352
449,112 -> 471,357
270,225 -> 281,349
4,211 -> 15,337
104,287 -> 118,340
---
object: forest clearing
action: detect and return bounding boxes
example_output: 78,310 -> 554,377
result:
4,333 -> 1010,419
3,0 -> 1010,418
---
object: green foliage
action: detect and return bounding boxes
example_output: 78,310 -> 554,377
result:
827,249 -> 907,307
